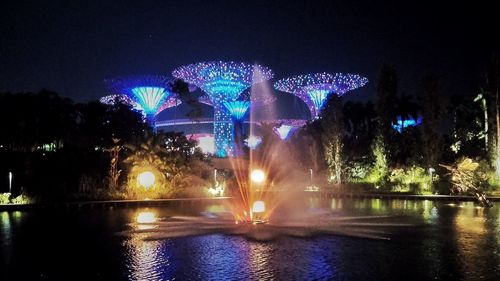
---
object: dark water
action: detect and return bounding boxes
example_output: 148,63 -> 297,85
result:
1,198 -> 499,281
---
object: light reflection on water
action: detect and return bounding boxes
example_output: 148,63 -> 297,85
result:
1,198 -> 499,280
120,199 -> 500,280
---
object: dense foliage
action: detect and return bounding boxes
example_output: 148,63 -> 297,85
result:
0,90 -> 208,202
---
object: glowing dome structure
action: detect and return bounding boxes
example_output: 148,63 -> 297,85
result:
104,75 -> 176,129
172,61 -> 274,157
274,72 -> 368,119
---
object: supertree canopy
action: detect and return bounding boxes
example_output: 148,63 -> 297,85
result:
274,72 -> 368,119
100,94 -> 180,115
172,61 -> 274,157
104,75 -> 175,129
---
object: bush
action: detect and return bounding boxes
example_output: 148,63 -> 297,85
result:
0,193 -> 10,204
388,166 -> 433,194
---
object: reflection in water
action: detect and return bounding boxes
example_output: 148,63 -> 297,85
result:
116,200 -> 500,280
452,202 -> 498,280
1,211 -> 24,267
136,211 -> 157,224
125,237 -> 165,280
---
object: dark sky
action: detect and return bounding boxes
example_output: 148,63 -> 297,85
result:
1,0 -> 498,112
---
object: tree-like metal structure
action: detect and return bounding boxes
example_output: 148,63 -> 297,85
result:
100,94 -> 180,115
172,61 -> 273,157
274,72 -> 368,119
104,75 -> 178,129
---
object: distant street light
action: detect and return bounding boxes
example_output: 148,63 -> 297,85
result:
8,172 -> 12,193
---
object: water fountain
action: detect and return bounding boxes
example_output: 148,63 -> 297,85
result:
120,66 -> 415,242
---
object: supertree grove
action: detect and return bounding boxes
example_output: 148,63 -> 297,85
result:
172,61 -> 274,157
274,72 -> 368,119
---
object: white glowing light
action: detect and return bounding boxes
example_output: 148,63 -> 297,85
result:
252,201 -> 265,213
251,169 -> 265,183
244,135 -> 262,149
275,125 -> 294,140
138,171 -> 155,188
197,136 -> 215,154
136,211 -> 157,223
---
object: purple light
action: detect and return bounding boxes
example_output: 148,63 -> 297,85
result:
172,61 -> 274,157
275,72 -> 368,119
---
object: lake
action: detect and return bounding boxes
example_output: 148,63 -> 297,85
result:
1,198 -> 499,280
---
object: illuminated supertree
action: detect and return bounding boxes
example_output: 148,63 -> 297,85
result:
100,93 -> 180,115
104,75 -> 177,129
172,61 -> 274,157
274,73 -> 368,119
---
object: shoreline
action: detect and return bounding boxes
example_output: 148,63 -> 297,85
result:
0,193 -> 498,211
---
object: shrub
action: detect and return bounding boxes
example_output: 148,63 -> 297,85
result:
388,166 -> 432,194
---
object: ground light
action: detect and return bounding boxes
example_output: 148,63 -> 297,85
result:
137,171 -> 155,188
250,169 -> 265,184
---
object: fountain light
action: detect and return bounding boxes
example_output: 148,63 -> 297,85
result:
252,201 -> 265,213
137,171 -> 155,189
251,169 -> 266,184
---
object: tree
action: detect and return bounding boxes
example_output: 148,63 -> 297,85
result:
374,65 -> 398,168
321,95 -> 344,184
418,75 -> 445,168
170,79 -> 203,122
484,55 -> 500,178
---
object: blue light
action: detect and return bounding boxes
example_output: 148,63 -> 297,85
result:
172,61 -> 274,157
223,101 -> 250,120
203,80 -> 247,101
392,115 -> 423,133
308,89 -> 330,113
214,106 -> 234,157
131,87 -> 169,114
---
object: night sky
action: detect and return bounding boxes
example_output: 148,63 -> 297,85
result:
1,0 -> 498,118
